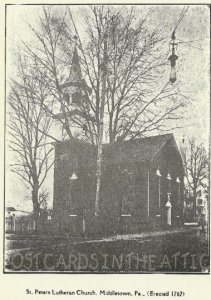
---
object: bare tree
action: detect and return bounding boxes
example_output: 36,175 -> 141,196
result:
68,6 -> 188,143
22,6 -> 76,140
180,138 -> 208,218
19,5 -> 191,217
21,6 -> 189,145
8,55 -> 54,231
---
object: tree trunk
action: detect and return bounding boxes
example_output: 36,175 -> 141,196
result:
32,188 -> 40,233
193,188 -> 197,222
95,33 -> 108,216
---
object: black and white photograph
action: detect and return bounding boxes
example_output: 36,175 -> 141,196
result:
4,3 -> 210,274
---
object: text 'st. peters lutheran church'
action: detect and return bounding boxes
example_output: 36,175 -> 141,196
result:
52,42 -> 184,237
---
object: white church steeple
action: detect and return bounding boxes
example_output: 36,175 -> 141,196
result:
53,36 -> 92,141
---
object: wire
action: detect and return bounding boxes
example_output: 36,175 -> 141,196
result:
177,39 -> 204,51
172,6 -> 189,35
178,37 -> 209,44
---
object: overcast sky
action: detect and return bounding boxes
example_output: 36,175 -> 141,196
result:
6,5 -> 210,211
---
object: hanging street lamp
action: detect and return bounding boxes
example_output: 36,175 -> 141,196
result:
168,30 -> 178,84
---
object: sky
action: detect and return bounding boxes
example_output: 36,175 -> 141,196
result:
6,4 -> 210,211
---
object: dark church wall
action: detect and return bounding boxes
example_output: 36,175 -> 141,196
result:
53,138 -> 184,236
53,140 -> 96,235
148,141 -> 184,228
98,159 -> 154,234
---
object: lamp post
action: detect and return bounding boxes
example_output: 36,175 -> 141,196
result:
165,194 -> 172,226
156,169 -> 162,210
166,173 -> 172,226
70,171 -> 87,236
176,177 -> 181,204
69,171 -> 78,212
155,169 -> 162,228
68,171 -> 80,235
176,177 -> 181,221
166,173 -> 172,194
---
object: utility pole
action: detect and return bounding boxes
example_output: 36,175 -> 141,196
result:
95,32 -> 108,216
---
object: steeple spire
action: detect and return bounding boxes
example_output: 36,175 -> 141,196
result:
63,36 -> 82,87
54,37 -> 93,141
59,36 -> 83,106
67,37 -> 82,84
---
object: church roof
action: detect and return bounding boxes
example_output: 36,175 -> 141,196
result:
56,134 -> 181,165
103,134 -> 177,163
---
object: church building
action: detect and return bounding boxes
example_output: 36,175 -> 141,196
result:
52,41 -> 184,237
53,135 -> 184,236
